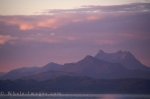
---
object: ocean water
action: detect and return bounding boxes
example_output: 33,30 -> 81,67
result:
0,94 -> 150,99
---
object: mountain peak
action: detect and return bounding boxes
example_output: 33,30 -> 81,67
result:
84,55 -> 94,60
115,50 -> 135,60
98,49 -> 105,54
96,50 -> 133,59
42,62 -> 62,72
77,55 -> 96,64
97,49 -> 127,55
95,50 -> 146,70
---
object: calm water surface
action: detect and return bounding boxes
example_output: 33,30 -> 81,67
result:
0,94 -> 150,99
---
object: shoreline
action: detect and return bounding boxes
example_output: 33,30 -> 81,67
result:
0,93 -> 150,97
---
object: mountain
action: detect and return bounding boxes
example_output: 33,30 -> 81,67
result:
95,50 -> 148,70
23,71 -> 75,81
0,50 -> 150,93
41,62 -> 62,72
63,55 -> 150,79
0,62 -> 63,80
1,50 -> 150,80
63,55 -> 128,78
0,67 -> 41,80
0,72 -> 5,78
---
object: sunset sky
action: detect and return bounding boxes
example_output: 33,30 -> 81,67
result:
0,0 -> 150,72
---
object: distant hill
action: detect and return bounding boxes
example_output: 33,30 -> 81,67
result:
1,50 -> 150,80
0,50 -> 150,93
0,72 -> 5,78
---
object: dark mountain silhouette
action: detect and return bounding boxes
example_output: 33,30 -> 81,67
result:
42,62 -> 62,71
0,50 -> 150,93
95,50 -> 148,70
0,63 -> 64,80
1,50 -> 150,80
63,55 -> 129,79
1,67 -> 40,80
23,71 -> 75,81
0,72 -> 5,78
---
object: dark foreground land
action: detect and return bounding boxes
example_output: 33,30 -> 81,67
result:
0,76 -> 150,94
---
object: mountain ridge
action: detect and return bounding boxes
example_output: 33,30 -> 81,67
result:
0,50 -> 150,80
95,50 -> 148,70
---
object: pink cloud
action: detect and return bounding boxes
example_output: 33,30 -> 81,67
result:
19,23 -> 34,31
0,18 -> 34,31
37,18 -> 59,29
86,15 -> 101,21
0,35 -> 17,46
0,17 -> 60,31
0,14 -> 106,31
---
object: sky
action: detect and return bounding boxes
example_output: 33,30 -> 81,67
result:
0,0 -> 150,15
0,0 -> 150,72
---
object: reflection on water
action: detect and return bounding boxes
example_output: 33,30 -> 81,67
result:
0,94 -> 150,99
99,94 -> 150,99
100,94 -> 118,99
